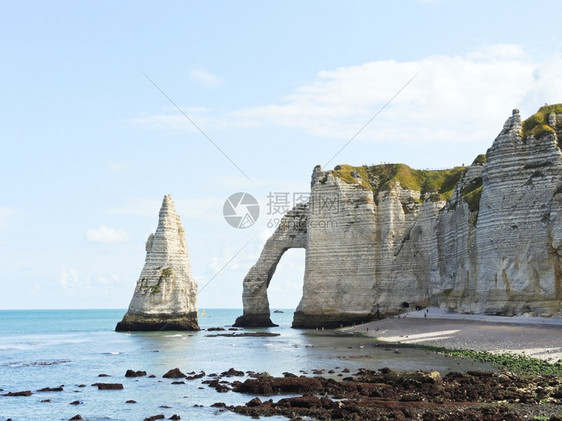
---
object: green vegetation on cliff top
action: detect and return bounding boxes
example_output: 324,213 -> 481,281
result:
471,154 -> 487,166
521,104 -> 562,139
332,163 -> 469,202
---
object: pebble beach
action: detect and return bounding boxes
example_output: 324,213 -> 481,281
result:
348,307 -> 562,362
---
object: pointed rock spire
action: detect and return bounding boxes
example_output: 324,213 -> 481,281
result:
116,195 -> 199,331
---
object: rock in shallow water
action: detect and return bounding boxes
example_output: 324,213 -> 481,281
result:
125,369 -> 147,377
3,391 -> 32,397
163,368 -> 186,379
92,383 -> 124,390
116,195 -> 199,332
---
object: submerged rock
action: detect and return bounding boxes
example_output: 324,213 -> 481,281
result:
144,415 -> 165,421
125,370 -> 147,378
3,391 -> 32,397
93,383 -> 123,390
37,386 -> 63,392
116,195 -> 199,332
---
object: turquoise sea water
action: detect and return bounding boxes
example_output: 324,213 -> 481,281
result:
0,309 -> 493,420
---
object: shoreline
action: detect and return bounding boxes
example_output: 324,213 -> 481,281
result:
343,307 -> 562,362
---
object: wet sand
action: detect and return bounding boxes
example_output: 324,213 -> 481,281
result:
345,307 -> 562,362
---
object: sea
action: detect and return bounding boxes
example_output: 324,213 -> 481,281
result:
0,309 -> 494,421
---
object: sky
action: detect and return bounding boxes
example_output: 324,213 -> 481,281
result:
2,0 -> 562,311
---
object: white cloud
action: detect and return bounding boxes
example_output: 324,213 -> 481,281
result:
225,44 -> 537,143
60,266 -> 79,289
189,68 -> 225,88
0,207 -> 18,229
97,273 -> 123,286
129,107 -> 212,132
108,196 -> 225,222
105,160 -> 131,173
86,225 -> 128,243
134,45 -> 562,149
205,237 -> 262,275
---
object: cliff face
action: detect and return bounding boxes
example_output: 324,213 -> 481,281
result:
116,195 -> 199,331
444,108 -> 562,315
293,171 -> 378,327
236,106 -> 562,328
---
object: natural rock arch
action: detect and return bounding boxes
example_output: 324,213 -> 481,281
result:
233,204 -> 308,327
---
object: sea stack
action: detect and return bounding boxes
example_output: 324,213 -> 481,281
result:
116,195 -> 199,331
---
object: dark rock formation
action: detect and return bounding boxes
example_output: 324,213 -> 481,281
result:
3,391 -> 32,397
125,370 -> 147,377
93,383 -> 123,390
144,415 -> 165,421
37,386 -> 63,392
223,370 -> 562,419
162,368 -> 186,379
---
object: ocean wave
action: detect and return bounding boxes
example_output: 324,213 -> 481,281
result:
5,359 -> 71,368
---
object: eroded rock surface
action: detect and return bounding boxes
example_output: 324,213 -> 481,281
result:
233,204 -> 307,327
223,370 -> 562,420
116,195 -> 199,331
237,106 -> 562,328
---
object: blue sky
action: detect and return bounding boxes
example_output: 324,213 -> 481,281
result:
2,0 -> 562,310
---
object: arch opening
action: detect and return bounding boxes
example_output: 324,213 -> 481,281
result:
267,248 -> 305,324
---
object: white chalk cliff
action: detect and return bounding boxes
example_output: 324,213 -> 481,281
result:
116,195 -> 199,331
236,106 -> 562,328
